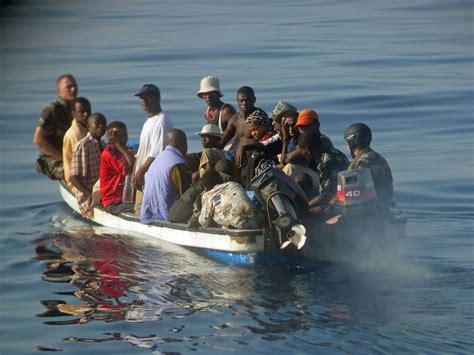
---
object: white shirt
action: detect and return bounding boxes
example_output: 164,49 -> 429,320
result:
134,112 -> 173,173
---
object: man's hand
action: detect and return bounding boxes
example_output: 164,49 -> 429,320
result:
187,215 -> 200,229
132,169 -> 145,191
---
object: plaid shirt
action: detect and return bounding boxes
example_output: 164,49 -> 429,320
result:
70,133 -> 103,216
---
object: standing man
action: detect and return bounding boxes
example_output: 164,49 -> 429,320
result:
33,73 -> 78,180
344,123 -> 393,212
140,129 -> 192,223
197,75 -> 236,133
220,86 -> 261,153
132,84 -> 173,215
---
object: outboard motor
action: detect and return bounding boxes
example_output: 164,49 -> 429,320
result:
251,160 -> 309,249
336,168 -> 376,216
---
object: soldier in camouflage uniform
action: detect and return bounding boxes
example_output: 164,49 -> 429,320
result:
298,130 -> 349,215
33,74 -> 78,180
344,123 -> 393,212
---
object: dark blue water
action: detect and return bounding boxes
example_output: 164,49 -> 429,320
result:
1,0 -> 473,353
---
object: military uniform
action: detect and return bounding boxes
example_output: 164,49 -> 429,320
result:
35,97 -> 73,179
316,147 -> 349,200
349,147 -> 393,211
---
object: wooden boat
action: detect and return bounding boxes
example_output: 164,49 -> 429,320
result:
59,181 -> 301,266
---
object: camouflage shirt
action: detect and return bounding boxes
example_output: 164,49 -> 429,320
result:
349,147 -> 393,210
316,147 -> 350,199
37,97 -> 73,154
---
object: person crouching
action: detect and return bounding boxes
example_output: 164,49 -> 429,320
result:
188,169 -> 262,229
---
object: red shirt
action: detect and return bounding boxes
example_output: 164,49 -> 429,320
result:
100,145 -> 128,208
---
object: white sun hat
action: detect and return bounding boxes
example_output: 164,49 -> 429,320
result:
197,76 -> 223,97
196,124 -> 223,136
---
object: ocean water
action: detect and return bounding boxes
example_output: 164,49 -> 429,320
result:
1,0 -> 473,353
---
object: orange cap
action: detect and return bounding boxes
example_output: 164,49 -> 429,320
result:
295,109 -> 319,127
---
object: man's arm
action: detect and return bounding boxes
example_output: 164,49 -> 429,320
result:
234,137 -> 264,168
132,156 -> 154,190
220,105 -> 237,132
221,114 -> 238,148
33,126 -> 62,160
69,175 -> 92,197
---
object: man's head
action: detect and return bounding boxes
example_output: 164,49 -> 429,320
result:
87,113 -> 107,140
56,74 -> 78,102
167,128 -> 188,156
297,129 -> 323,162
272,101 -> 296,122
236,86 -> 256,116
135,84 -> 161,115
106,121 -> 128,147
201,169 -> 223,191
72,97 -> 91,128
197,124 -> 223,149
197,76 -> 223,106
280,110 -> 299,138
215,158 -> 235,181
246,109 -> 272,141
295,109 -> 320,134
344,123 -> 372,157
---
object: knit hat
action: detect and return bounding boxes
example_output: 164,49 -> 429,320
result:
196,124 -> 223,137
295,109 -> 319,127
246,109 -> 272,127
272,100 -> 296,117
197,76 -> 223,97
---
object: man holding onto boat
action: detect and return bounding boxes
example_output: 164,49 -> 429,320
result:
132,84 -> 173,216
33,73 -> 78,180
140,129 -> 192,224
344,123 -> 393,213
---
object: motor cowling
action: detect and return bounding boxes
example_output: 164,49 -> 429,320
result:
336,168 -> 376,215
251,160 -> 309,249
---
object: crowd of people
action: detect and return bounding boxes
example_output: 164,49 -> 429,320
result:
33,74 -> 394,228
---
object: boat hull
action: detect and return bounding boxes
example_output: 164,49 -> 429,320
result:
59,182 -> 301,265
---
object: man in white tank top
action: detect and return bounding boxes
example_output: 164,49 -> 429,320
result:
197,76 -> 236,133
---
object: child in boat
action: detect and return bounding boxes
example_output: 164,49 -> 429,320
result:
63,97 -> 91,190
69,113 -> 107,217
100,121 -> 136,215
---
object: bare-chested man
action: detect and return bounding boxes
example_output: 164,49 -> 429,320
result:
220,86 -> 261,153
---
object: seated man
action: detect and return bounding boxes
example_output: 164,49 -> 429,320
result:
188,170 -> 261,229
33,74 -> 78,180
190,124 -> 228,180
297,130 -> 349,216
100,121 -> 136,215
69,113 -> 107,217
63,97 -> 91,189
168,159 -> 236,223
344,123 -> 393,213
140,129 -> 192,223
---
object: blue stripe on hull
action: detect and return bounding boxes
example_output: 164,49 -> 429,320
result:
200,248 -> 303,266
